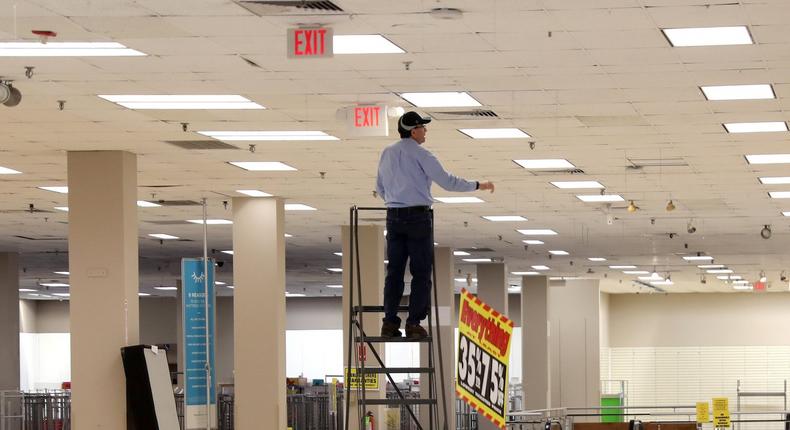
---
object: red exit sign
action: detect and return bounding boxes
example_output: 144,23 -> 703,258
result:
346,105 -> 389,137
287,27 -> 333,58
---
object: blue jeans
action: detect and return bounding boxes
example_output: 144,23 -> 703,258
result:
383,208 -> 433,326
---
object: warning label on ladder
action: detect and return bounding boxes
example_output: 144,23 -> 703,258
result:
345,368 -> 380,390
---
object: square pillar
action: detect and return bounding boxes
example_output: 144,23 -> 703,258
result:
521,275 -> 550,410
0,252 -> 19,390
475,263 -> 507,430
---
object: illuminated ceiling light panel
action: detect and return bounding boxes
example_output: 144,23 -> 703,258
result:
284,233 -> 293,238
137,200 -> 161,208
0,42 -> 146,56
511,271 -> 540,275
435,197 -> 484,203
236,189 -> 272,197
226,285 -> 235,289
609,265 -> 636,269
454,277 -> 478,283
650,280 -> 674,286
139,292 -> 151,296
623,271 -> 649,275
0,166 -> 21,174
701,84 -> 774,101
99,95 -> 264,110
399,92 -> 481,108
517,229 -> 557,236
532,265 -> 550,271
783,212 -> 790,217
186,219 -> 233,225
639,274 -> 664,281
19,288 -> 37,292
52,293 -> 70,297
724,122 -> 787,133
38,186 -> 68,194
215,281 -> 227,286
768,191 -> 790,199
733,280 -> 751,285
326,284 -> 343,289
228,161 -> 297,171
662,26 -> 753,47
148,233 -> 179,240
551,181 -> 604,189
453,251 -> 470,256
513,159 -> 575,170
284,203 -> 317,211
760,177 -> 790,185
54,207 -> 69,212
549,250 -> 569,256
54,271 -> 69,275
463,258 -> 492,263
588,257 -> 607,262
327,268 -> 342,273
40,282 -> 69,287
333,34 -> 404,54
221,250 -> 234,255
682,255 -> 714,261
482,215 -> 527,222
576,194 -> 624,203
746,154 -> 790,165
698,264 -> 724,269
286,292 -> 306,297
154,286 -> 178,291
733,285 -> 753,290
458,128 -> 531,139
200,131 -> 337,141
707,269 -> 733,274
522,240 -> 544,245
334,252 -> 343,256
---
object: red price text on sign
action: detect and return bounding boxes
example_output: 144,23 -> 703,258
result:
293,28 -> 328,56
354,106 -> 382,128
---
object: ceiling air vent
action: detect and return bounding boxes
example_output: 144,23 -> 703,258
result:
457,247 -> 495,253
627,157 -> 688,169
149,200 -> 202,207
429,109 -> 499,120
14,235 -> 66,241
526,168 -> 586,176
165,140 -> 239,150
235,0 -> 344,15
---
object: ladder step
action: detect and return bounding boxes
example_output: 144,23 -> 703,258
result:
353,305 -> 409,313
357,367 -> 434,374
356,336 -> 432,343
362,398 -> 437,406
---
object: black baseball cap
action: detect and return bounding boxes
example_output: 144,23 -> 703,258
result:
398,111 -> 432,133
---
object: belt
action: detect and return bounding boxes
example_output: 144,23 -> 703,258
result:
386,206 -> 431,215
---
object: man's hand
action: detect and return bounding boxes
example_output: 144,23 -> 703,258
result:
479,181 -> 495,193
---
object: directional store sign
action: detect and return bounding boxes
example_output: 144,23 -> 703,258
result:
455,288 -> 514,430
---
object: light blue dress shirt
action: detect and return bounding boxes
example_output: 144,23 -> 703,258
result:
376,138 -> 477,208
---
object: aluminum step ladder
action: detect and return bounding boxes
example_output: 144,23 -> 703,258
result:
344,206 -> 449,430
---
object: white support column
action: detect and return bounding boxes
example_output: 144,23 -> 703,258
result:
521,275 -> 550,410
475,263 -> 508,430
342,224 -> 386,430
68,151 -> 139,430
548,279 -> 600,410
420,247 -> 456,430
232,197 -> 286,429
0,252 -> 19,390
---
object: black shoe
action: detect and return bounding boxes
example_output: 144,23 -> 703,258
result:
405,323 -> 428,340
381,321 -> 402,338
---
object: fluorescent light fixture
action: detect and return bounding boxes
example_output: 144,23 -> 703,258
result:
327,268 -> 342,273
284,203 -> 317,211
551,181 -> 604,189
40,282 -> 69,287
326,284 -> 343,289
285,292 -> 306,297
137,200 -> 161,208
148,233 -> 179,240
38,186 -> 68,194
19,289 -> 37,292
54,271 -> 69,275
226,285 -> 235,289
0,166 -> 21,174
201,131 -> 337,141
731,275 -> 743,280
549,250 -> 569,256
733,285 -> 753,290
577,194 -> 624,203
662,26 -> 753,47
783,212 -> 790,217
511,271 -> 540,276
154,286 -> 178,291
463,258 -> 493,263
334,252 -> 343,256
52,293 -> 70,297
707,269 -> 733,274
609,265 -> 636,269
186,219 -> 233,225
138,292 -> 151,297
760,177 -> 790,185
650,280 -> 674,286
215,281 -> 226,285
517,229 -> 557,236
624,271 -> 650,275
435,196 -> 485,204
458,128 -> 531,139
746,154 -> 790,165
454,277 -> 478,283
227,161 -> 297,171
698,264 -> 725,269
220,250 -> 234,255
733,280 -> 751,284
99,95 -> 264,110
682,255 -> 714,261
588,257 -> 607,262
523,240 -> 544,245
54,207 -> 69,212
333,34 -> 404,54
639,274 -> 664,281
701,84 -> 774,101
482,215 -> 527,222
513,159 -> 575,169
284,233 -> 293,238
532,265 -> 550,271
399,92 -> 481,108
0,42 -> 146,57
508,286 -> 521,291
725,122 -> 787,133
769,191 -> 790,199
237,189 -> 272,197
453,251 -> 470,256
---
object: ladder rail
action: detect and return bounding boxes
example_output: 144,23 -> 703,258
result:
430,209 -> 450,430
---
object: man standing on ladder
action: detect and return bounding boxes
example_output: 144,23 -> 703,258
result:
376,111 -> 495,339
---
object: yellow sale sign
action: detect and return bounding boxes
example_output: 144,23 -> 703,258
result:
455,288 -> 514,430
